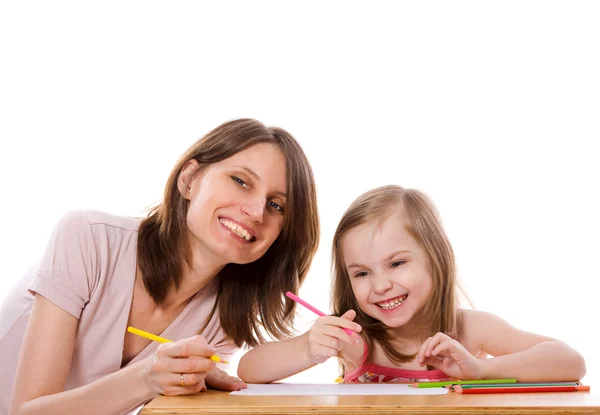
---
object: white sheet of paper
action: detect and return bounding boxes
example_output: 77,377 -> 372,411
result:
230,383 -> 448,396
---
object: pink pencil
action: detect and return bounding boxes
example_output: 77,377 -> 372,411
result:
285,291 -> 355,337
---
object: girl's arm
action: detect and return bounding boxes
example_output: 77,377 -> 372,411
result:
238,311 -> 362,384
462,309 -> 586,382
237,333 -> 315,384
10,295 -> 217,415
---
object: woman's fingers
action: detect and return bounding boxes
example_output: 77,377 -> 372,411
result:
161,355 -> 215,374
205,367 -> 248,391
158,335 -> 216,359
153,336 -> 217,373
162,378 -> 207,396
145,336 -> 227,397
177,372 -> 208,387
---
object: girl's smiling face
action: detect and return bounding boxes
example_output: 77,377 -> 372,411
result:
342,209 -> 433,334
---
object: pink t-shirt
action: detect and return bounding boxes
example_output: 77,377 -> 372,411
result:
0,210 -> 238,414
344,343 -> 449,383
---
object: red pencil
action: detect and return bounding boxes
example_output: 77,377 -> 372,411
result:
454,385 -> 590,394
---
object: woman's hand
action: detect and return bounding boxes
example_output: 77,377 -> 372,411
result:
205,367 -> 247,391
306,310 -> 362,364
417,332 -> 482,380
143,335 -> 217,396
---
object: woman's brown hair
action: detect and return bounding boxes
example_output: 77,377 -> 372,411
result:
137,119 -> 320,347
332,185 -> 462,368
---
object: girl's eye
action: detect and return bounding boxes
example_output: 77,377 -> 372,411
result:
268,201 -> 285,214
232,176 -> 249,189
391,260 -> 406,268
354,271 -> 369,278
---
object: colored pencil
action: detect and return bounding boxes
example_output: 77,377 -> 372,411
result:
409,379 -> 517,388
285,292 -> 355,337
454,385 -> 590,394
127,326 -> 228,364
457,382 -> 580,389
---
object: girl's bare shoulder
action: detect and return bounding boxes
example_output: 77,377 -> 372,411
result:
457,309 -> 496,357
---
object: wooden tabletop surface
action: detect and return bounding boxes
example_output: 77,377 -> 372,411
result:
141,388 -> 600,415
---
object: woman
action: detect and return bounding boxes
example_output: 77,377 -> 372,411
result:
0,118 -> 320,415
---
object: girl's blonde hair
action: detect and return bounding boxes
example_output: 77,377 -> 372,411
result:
332,185 -> 463,367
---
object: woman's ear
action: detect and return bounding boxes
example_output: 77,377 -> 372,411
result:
177,159 -> 201,199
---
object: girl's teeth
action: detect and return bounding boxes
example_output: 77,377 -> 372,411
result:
378,295 -> 407,309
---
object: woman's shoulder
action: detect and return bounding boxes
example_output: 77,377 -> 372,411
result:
53,210 -> 141,237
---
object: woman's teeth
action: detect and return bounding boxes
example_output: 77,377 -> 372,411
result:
220,219 -> 254,241
377,295 -> 408,310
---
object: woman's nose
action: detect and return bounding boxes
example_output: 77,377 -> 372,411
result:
242,199 -> 265,223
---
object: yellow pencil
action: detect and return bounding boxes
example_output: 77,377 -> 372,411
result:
127,326 -> 228,364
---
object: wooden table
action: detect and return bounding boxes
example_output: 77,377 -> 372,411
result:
141,389 -> 600,414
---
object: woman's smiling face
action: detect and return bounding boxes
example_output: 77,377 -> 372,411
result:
182,142 -> 287,265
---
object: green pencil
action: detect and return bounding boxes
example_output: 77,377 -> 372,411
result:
410,379 -> 517,388
458,382 -> 579,389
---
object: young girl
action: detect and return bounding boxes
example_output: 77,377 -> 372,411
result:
238,185 -> 586,384
1,119 -> 320,415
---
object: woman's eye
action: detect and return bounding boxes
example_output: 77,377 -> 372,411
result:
232,176 -> 249,189
391,260 -> 406,268
268,201 -> 285,213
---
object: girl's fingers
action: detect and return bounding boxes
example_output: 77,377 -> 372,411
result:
431,340 -> 457,357
316,332 -> 343,351
317,315 -> 362,333
422,354 -> 445,369
339,309 -> 357,323
418,337 -> 433,364
320,325 -> 356,346
425,333 -> 451,357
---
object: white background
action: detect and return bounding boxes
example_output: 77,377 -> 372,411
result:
1,1 -> 598,388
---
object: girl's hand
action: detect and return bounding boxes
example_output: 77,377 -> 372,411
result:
306,310 -> 362,364
205,367 -> 247,391
417,332 -> 483,380
143,335 -> 217,396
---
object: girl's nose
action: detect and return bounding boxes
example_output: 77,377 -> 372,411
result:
372,274 -> 393,294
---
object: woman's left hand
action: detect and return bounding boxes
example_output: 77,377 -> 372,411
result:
205,366 -> 248,391
416,332 -> 483,380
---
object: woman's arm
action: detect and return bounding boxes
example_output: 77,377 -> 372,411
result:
10,295 -> 216,415
9,295 -> 153,415
463,309 -> 586,382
